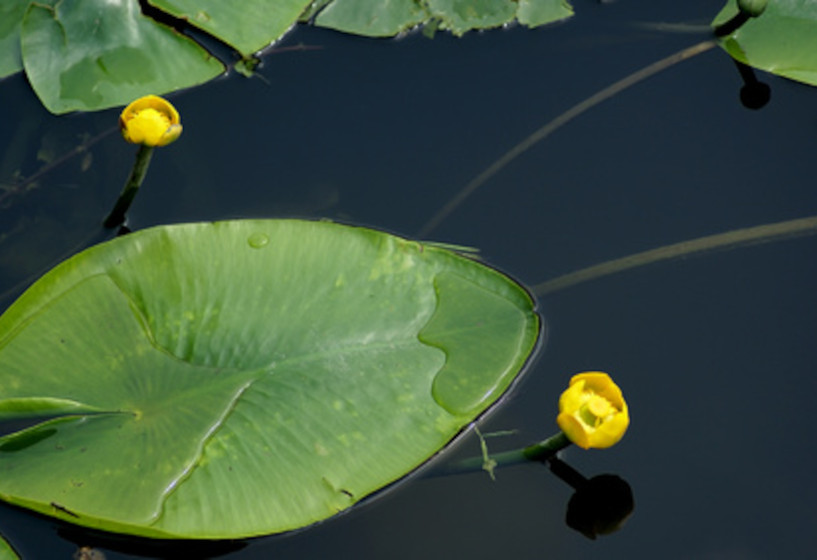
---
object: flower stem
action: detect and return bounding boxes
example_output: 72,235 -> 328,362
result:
103,145 -> 154,228
428,431 -> 572,477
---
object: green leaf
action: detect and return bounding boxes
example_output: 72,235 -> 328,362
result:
0,0 -> 28,79
0,220 -> 539,539
147,0 -> 315,56
713,0 -> 817,86
314,0 -> 430,37
20,0 -> 224,114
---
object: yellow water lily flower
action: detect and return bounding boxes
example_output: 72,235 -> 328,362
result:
119,95 -> 182,147
557,372 -> 629,449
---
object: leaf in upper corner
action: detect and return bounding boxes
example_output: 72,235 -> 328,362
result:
712,0 -> 817,86
0,219 -> 540,538
20,0 -> 224,114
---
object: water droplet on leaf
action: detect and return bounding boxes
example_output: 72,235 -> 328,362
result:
247,233 -> 269,249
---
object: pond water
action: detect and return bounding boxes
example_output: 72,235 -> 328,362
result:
2,1 -> 816,558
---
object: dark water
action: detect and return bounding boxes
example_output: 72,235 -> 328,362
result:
2,1 -> 816,558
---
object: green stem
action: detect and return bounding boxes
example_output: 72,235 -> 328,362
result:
103,145 -> 154,228
416,40 -> 717,238
428,431 -> 572,477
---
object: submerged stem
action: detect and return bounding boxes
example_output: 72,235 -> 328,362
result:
533,215 -> 817,296
103,145 -> 154,228
416,40 -> 717,238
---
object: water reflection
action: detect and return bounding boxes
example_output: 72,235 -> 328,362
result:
548,457 -> 634,540
734,60 -> 771,110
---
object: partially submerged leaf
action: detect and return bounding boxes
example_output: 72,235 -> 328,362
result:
0,219 -> 540,538
713,0 -> 817,86
20,0 -> 224,114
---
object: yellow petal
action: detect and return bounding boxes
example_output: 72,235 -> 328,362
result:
557,412 -> 591,449
119,95 -> 182,147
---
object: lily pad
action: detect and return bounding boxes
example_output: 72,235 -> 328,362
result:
0,219 -> 539,539
20,0 -> 224,114
713,0 -> 817,86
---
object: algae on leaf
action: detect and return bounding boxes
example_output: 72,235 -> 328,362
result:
0,220 -> 540,539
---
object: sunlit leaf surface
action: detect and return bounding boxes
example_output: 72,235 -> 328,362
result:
0,220 -> 540,538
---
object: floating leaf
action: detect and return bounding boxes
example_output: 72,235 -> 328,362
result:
0,220 -> 540,538
713,0 -> 817,86
20,0 -> 224,114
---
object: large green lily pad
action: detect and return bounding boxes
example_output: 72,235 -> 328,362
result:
713,0 -> 817,86
0,220 -> 539,539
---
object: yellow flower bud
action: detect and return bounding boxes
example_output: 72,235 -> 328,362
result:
119,95 -> 182,147
557,372 -> 629,449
